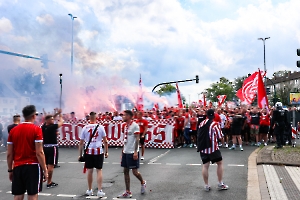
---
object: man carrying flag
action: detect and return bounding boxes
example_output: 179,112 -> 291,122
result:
137,74 -> 144,111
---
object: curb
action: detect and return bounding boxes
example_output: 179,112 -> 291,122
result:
247,148 -> 261,200
256,146 -> 300,166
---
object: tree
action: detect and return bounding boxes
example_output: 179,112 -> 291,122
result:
205,77 -> 235,102
276,82 -> 298,106
156,84 -> 176,96
234,76 -> 247,92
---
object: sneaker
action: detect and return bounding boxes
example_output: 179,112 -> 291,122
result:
218,183 -> 229,190
256,142 -> 261,146
183,144 -> 187,148
240,146 -> 243,151
47,182 -> 58,189
225,144 -> 228,148
205,185 -> 211,192
229,146 -> 235,150
97,190 -> 105,198
194,144 -> 197,147
85,189 -> 93,196
141,181 -> 146,194
141,156 -> 144,160
189,144 -> 193,148
264,143 -> 268,146
118,191 -> 132,198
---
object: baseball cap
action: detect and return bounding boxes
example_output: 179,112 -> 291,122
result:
206,109 -> 215,118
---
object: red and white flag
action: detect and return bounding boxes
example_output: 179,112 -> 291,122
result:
257,69 -> 269,109
136,74 -> 144,111
236,71 -> 266,104
176,83 -> 183,108
217,95 -> 227,107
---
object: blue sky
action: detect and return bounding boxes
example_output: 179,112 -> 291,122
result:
1,0 -> 300,104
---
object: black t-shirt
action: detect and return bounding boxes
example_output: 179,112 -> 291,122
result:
7,124 -> 18,134
231,115 -> 247,128
250,112 -> 261,125
42,124 -> 59,144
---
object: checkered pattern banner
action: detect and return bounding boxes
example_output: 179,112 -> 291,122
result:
58,119 -> 175,148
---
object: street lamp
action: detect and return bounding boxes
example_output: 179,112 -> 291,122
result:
68,13 -> 77,74
258,37 -> 270,74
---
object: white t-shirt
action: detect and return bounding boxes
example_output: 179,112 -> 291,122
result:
113,116 -> 123,121
123,122 -> 140,154
80,123 -> 106,155
220,114 -> 227,129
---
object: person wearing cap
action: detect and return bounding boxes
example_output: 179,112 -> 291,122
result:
198,109 -> 228,192
78,111 -> 108,197
271,102 -> 288,149
70,112 -> 77,121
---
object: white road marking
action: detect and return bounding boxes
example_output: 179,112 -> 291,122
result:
57,194 -> 77,197
68,162 -> 80,164
228,164 -> 245,167
0,160 -> 7,161
186,164 -> 202,166
112,162 -> 120,164
103,162 -> 109,164
6,191 -> 12,194
38,193 -> 52,196
113,198 -> 136,200
148,163 -> 161,165
149,150 -> 170,163
86,196 -> 107,199
0,190 -> 2,192
58,162 -> 65,164
286,166 -> 300,192
140,163 -> 144,164
166,163 -> 181,166
0,152 -> 6,154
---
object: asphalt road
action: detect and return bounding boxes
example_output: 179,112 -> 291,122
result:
0,145 -> 257,200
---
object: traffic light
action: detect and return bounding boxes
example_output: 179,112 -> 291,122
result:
266,87 -> 271,95
195,75 -> 199,83
297,49 -> 300,68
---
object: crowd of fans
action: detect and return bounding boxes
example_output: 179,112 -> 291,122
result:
0,104 -> 297,149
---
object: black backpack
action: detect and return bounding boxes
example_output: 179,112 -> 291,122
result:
197,119 -> 213,152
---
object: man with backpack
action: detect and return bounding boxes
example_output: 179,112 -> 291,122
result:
197,109 -> 229,192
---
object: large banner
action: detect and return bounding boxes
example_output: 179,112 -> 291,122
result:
58,119 -> 175,148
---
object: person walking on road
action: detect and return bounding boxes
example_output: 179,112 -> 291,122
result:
78,112 -> 108,198
7,105 -> 48,200
41,110 -> 64,189
118,110 -> 146,198
198,109 -> 229,192
136,111 -> 148,160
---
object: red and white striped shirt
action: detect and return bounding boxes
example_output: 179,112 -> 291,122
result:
199,119 -> 223,154
80,123 -> 106,155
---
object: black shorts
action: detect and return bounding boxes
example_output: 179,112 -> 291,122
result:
231,126 -> 242,135
140,137 -> 145,145
85,154 -> 104,169
12,164 -> 43,195
44,146 -> 58,165
121,153 -> 140,169
190,130 -> 197,136
200,150 -> 223,164
259,125 -> 270,134
177,129 -> 183,137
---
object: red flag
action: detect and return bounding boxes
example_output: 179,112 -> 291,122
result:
217,95 -> 227,107
137,74 -> 144,111
203,94 -> 207,107
257,69 -> 269,109
236,71 -> 266,104
176,83 -> 183,108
